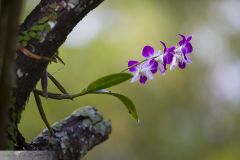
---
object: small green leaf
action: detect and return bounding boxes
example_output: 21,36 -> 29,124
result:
49,12 -> 58,21
23,35 -> 31,41
86,73 -> 132,93
29,31 -> 37,38
35,34 -> 41,41
38,16 -> 49,24
30,25 -> 45,31
44,24 -> 51,32
21,41 -> 28,47
18,35 -> 24,41
91,91 -> 139,122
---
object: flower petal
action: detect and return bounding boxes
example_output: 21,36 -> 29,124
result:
181,46 -> 187,54
142,45 -> 154,58
163,58 -> 167,70
185,55 -> 192,63
178,34 -> 186,45
131,72 -> 140,83
149,60 -> 158,74
151,68 -> 158,74
166,46 -> 176,53
160,41 -> 167,53
187,35 -> 192,42
159,64 -> 166,75
170,56 -> 177,71
140,75 -> 147,84
154,50 -> 161,57
185,43 -> 193,54
128,60 -> 139,72
145,70 -> 154,80
178,61 -> 186,69
164,53 -> 174,64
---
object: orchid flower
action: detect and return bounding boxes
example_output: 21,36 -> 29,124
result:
160,41 -> 175,73
127,34 -> 193,84
142,45 -> 161,74
128,60 -> 155,84
170,34 -> 193,70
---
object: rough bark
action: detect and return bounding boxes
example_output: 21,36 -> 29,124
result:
30,106 -> 111,160
14,0 -> 104,111
0,106 -> 111,160
0,0 -> 23,149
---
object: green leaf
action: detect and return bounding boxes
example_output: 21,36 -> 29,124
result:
18,35 -> 24,41
49,12 -> 58,21
91,91 -> 139,122
22,31 -> 27,35
38,16 -> 49,24
29,31 -> 38,38
86,73 -> 132,93
30,25 -> 45,31
35,34 -> 41,41
21,41 -> 28,47
44,24 -> 52,32
23,35 -> 31,41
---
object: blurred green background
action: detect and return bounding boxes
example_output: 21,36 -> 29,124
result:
19,0 -> 240,159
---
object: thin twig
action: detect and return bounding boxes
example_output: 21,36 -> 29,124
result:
34,89 -> 86,100
47,72 -> 72,100
41,69 -> 48,98
33,91 -> 55,137
55,55 -> 65,65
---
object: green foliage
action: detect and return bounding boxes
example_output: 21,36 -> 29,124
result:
85,73 -> 132,93
38,16 -> 49,24
18,13 -> 57,46
44,24 -> 52,32
91,91 -> 139,122
49,12 -> 58,21
30,24 -> 45,31
28,31 -> 37,38
82,73 -> 138,122
21,41 -> 28,47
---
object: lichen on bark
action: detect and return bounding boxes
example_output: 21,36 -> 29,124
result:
30,106 -> 111,160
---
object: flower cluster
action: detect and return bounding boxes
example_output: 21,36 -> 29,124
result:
128,34 -> 193,84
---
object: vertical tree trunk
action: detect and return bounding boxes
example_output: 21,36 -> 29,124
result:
0,0 -> 23,149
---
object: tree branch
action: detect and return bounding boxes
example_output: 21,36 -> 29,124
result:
14,0 -> 104,121
0,106 -> 111,160
30,106 -> 111,160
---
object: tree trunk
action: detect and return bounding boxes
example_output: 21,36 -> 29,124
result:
0,0 -> 23,149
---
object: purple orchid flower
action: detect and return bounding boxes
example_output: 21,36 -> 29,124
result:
170,34 -> 193,70
142,45 -> 170,75
142,45 -> 160,74
160,41 -> 175,72
178,34 -> 193,54
128,60 -> 154,84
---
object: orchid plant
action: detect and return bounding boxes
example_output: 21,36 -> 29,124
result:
35,34 -> 193,134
